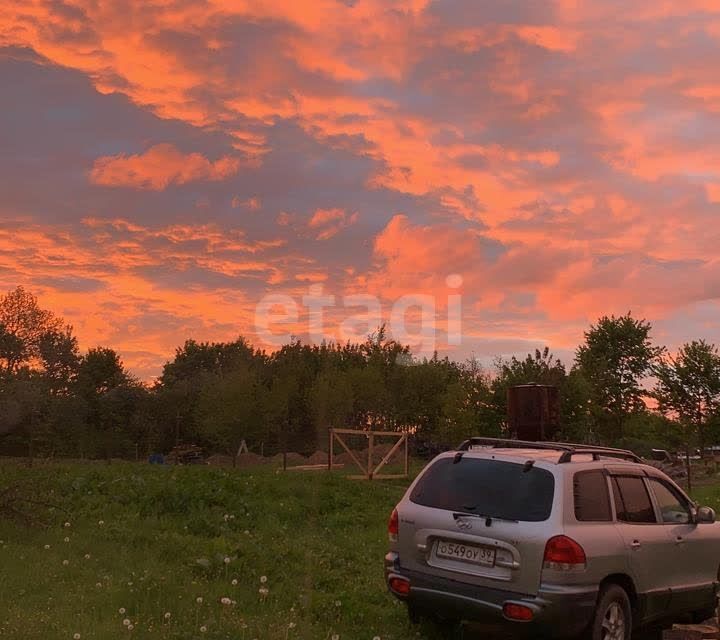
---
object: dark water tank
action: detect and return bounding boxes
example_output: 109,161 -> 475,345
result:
507,384 -> 560,441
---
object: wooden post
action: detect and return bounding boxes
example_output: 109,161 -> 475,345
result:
367,432 -> 374,480
328,428 -> 333,471
283,450 -> 287,471
404,433 -> 409,477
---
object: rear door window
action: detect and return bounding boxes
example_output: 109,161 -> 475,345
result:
611,476 -> 656,523
409,457 -> 555,522
574,470 -> 612,521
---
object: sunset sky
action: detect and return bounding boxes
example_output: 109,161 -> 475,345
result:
2,0 -> 720,379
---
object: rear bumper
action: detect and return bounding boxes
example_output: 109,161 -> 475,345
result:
385,554 -> 598,638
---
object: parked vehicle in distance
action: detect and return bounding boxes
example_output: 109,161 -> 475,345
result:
385,438 -> 720,639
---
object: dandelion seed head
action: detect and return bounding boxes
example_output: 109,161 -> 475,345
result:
119,608 -> 126,615
64,537 -> 70,543
127,624 -> 134,631
200,625 -> 207,633
98,520 -> 104,526
44,544 -> 50,550
123,619 -> 131,626
220,597 -> 232,605
64,522 -> 71,528
164,612 -> 171,619
223,556 -> 231,564
231,578 -> 238,585
196,597 -> 203,604
62,560 -> 69,566
73,634 -> 81,639
84,554 -> 91,560
260,575 -> 267,583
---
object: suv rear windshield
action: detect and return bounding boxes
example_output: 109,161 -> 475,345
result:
409,457 -> 555,522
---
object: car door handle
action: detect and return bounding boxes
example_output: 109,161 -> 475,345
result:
675,536 -> 685,545
630,540 -> 641,549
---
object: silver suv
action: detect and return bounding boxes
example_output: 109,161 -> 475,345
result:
385,438 -> 720,639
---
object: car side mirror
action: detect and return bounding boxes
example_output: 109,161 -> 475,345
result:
696,506 -> 716,524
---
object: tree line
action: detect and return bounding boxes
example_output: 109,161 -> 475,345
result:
1,286 -> 719,461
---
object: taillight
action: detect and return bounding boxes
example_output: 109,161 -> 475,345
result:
388,508 -> 399,542
543,535 -> 586,570
502,603 -> 534,621
388,576 -> 410,596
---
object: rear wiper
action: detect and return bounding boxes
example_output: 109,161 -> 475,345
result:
455,509 -> 518,524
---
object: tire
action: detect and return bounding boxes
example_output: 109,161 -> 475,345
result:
585,584 -> 632,640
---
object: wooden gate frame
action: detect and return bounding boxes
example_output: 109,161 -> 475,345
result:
328,428 -> 409,480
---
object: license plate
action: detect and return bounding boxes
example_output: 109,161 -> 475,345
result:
435,540 -> 496,566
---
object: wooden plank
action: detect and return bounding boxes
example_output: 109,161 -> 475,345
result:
332,432 -> 366,475
372,434 -> 406,477
664,624 -> 719,639
288,464 -> 345,471
331,428 -> 404,438
372,474 -> 408,480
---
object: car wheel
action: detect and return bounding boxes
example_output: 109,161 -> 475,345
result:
585,584 -> 632,640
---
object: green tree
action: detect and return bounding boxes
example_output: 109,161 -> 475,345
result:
575,314 -> 663,442
38,327 -> 80,394
653,340 -> 720,454
0,324 -> 26,374
0,287 -> 63,372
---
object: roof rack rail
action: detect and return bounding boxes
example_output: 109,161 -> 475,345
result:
456,437 -> 642,464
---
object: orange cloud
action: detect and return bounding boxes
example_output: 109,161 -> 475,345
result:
89,144 -> 241,190
308,209 -> 358,240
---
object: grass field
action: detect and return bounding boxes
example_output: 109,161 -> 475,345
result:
0,462 -> 423,640
2,461 -> 720,640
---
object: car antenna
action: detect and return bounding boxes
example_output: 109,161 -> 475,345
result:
522,459 -> 535,472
